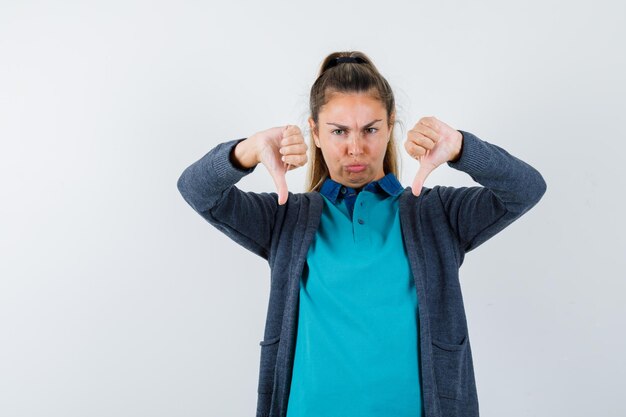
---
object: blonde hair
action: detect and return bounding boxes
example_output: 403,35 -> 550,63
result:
306,51 -> 399,192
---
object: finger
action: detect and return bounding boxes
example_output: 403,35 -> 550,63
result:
411,158 -> 437,197
283,125 -> 301,138
282,153 -> 308,167
269,166 -> 289,205
404,141 -> 427,158
280,143 -> 308,156
286,162 -> 300,172
412,123 -> 439,144
281,134 -> 305,146
418,116 -> 440,133
407,129 -> 436,150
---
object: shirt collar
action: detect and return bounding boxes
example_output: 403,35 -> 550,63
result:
319,173 -> 404,204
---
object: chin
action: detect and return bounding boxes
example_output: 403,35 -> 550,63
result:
346,177 -> 369,188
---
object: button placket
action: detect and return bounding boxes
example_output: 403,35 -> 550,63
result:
353,192 -> 369,244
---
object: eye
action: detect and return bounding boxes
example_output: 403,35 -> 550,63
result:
331,129 -> 345,135
365,127 -> 378,134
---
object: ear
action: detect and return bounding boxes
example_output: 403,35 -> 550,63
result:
308,117 -> 321,148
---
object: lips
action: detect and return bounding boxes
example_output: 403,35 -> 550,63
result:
346,164 -> 366,173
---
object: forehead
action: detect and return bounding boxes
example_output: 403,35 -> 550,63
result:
319,91 -> 386,120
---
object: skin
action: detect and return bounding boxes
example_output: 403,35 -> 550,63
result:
308,91 -> 393,190
232,91 -> 463,205
405,113 -> 464,195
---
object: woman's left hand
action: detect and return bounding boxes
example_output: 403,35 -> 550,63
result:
404,116 -> 463,196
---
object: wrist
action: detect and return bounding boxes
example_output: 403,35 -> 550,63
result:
449,130 -> 464,163
232,135 -> 261,169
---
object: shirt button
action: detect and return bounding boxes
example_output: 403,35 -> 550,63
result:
358,219 -> 365,225
340,187 -> 346,194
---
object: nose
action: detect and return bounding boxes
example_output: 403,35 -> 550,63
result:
348,133 -> 363,157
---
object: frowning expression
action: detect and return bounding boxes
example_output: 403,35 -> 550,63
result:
309,91 -> 393,189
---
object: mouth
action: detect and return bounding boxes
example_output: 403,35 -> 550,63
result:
346,164 -> 367,173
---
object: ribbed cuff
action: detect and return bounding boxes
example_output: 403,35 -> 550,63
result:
211,137 -> 257,184
446,130 -> 495,176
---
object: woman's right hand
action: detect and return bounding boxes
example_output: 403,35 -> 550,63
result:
233,125 -> 308,205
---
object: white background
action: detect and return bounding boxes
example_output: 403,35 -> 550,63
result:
1,1 -> 624,416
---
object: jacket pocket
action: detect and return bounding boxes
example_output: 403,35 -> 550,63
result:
257,336 -> 281,394
431,336 -> 469,400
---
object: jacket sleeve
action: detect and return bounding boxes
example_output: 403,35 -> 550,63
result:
436,130 -> 547,253
176,138 -> 279,260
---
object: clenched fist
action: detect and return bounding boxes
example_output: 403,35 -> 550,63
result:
404,116 -> 463,196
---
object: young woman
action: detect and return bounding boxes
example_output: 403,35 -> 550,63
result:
177,51 -> 546,417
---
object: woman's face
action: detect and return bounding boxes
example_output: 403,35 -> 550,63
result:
309,91 -> 393,189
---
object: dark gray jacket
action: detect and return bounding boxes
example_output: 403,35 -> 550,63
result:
177,130 -> 547,417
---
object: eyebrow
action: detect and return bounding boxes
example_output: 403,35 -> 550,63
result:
326,119 -> 382,129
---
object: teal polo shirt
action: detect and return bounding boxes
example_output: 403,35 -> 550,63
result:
286,173 -> 424,417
